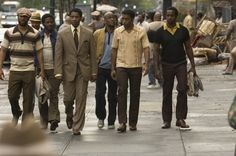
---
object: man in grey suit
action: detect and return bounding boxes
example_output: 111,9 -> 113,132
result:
54,8 -> 97,135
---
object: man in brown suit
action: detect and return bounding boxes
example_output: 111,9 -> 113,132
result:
54,8 -> 97,135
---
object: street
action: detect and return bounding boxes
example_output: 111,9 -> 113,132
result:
0,63 -> 236,156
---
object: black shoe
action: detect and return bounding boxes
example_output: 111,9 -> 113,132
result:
162,122 -> 171,129
222,72 -> 233,75
50,120 -> 59,131
176,119 -> 190,128
73,131 -> 81,135
66,116 -> 73,129
117,123 -> 126,133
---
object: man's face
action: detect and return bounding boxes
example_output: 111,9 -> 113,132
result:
43,17 -> 55,32
121,14 -> 133,27
70,11 -> 81,28
30,21 -> 41,30
166,10 -> 176,25
104,13 -> 115,27
18,15 -> 30,27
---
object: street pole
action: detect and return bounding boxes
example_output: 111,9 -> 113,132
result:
50,0 -> 55,17
93,0 -> 97,11
163,0 -> 172,19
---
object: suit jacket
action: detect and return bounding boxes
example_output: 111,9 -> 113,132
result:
54,25 -> 97,81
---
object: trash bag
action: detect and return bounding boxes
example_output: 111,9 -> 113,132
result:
187,71 -> 204,97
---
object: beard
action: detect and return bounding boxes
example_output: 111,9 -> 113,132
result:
18,20 -> 28,27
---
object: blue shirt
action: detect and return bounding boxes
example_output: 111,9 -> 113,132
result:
99,32 -> 113,69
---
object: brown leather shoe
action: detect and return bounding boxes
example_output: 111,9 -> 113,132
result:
117,123 -> 126,133
176,119 -> 189,128
73,131 -> 81,135
66,116 -> 73,129
161,122 -> 171,129
50,120 -> 59,131
129,125 -> 137,131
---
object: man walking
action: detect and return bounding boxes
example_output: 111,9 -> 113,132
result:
54,8 -> 97,135
0,8 -> 44,125
151,7 -> 196,129
94,12 -> 117,129
111,9 -> 150,132
38,13 -> 61,131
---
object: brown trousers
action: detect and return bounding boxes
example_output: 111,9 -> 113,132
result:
116,67 -> 142,126
162,63 -> 188,123
8,71 -> 35,122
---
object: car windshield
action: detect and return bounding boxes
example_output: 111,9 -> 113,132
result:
1,4 -> 17,12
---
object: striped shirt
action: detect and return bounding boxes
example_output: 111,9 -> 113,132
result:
1,25 -> 43,71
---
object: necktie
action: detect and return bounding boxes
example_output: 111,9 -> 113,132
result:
74,28 -> 78,49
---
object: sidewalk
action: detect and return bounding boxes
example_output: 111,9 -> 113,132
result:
0,64 -> 236,156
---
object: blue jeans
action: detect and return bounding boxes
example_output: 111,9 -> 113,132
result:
148,59 -> 156,85
95,67 -> 117,125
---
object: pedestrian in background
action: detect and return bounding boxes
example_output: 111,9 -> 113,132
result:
147,11 -> 163,89
222,16 -> 236,75
30,12 -> 42,31
38,13 -> 61,131
0,7 -> 44,125
151,7 -> 196,129
54,8 -> 97,135
111,9 -> 150,132
94,12 -> 117,130
58,13 -> 71,31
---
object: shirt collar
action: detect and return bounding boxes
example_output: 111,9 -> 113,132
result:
120,25 -> 139,33
13,25 -> 35,34
163,22 -> 180,35
163,22 -> 180,30
71,25 -> 80,33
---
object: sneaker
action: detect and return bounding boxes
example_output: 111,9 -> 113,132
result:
108,124 -> 115,129
147,84 -> 159,89
97,120 -> 104,129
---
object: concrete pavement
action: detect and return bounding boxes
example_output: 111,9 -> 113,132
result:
0,63 -> 236,156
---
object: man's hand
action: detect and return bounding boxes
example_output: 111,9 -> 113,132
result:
0,68 -> 5,80
189,66 -> 196,76
111,69 -> 116,80
142,63 -> 149,76
90,74 -> 97,82
39,70 -> 45,80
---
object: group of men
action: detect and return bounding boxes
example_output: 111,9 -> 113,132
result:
0,6 -> 196,135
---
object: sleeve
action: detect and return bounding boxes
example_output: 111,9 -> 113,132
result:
89,32 -> 98,75
35,33 -> 43,51
147,30 -> 156,43
153,29 -> 162,44
111,29 -> 119,49
1,30 -> 10,49
54,32 -> 63,76
183,26 -> 190,41
141,30 -> 150,49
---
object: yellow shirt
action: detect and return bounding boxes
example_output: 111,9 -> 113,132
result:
112,25 -> 149,68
